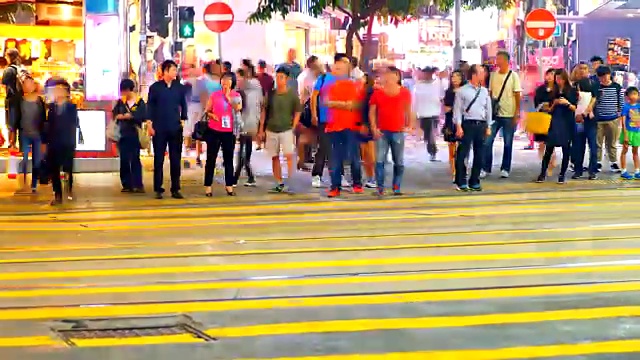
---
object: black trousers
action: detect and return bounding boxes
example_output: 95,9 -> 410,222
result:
455,121 -> 487,187
204,129 -> 235,187
47,144 -> 74,196
311,123 -> 331,177
541,144 -> 570,177
152,129 -> 182,193
119,135 -> 143,190
234,134 -> 254,183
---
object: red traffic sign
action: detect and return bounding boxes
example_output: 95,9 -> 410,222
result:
203,2 -> 234,33
524,9 -> 557,41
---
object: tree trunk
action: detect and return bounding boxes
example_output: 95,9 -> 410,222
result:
359,15 -> 375,72
345,18 -> 359,58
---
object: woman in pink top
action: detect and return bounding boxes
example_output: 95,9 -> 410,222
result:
204,73 -> 242,196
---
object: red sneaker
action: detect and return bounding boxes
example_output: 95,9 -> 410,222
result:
327,188 -> 340,198
352,185 -> 364,194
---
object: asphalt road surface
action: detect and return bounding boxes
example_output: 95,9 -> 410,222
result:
1,188 -> 640,359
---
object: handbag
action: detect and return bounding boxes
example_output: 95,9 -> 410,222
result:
106,120 -> 121,142
491,70 -> 512,119
524,111 -> 552,135
137,126 -> 150,148
192,112 -> 209,141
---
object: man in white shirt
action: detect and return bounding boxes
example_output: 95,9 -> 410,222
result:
482,51 -> 522,178
350,56 -> 365,80
297,55 -> 321,103
413,67 -> 444,161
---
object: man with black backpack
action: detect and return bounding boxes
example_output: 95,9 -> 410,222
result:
4,49 -> 24,141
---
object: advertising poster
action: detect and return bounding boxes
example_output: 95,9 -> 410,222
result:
76,110 -> 107,152
607,37 -> 630,71
84,15 -> 120,101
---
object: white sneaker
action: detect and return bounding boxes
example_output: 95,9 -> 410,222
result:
311,175 -> 322,188
500,170 -> 510,178
480,170 -> 487,179
341,176 -> 351,188
365,179 -> 377,188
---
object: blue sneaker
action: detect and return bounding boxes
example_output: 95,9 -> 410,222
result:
621,172 -> 634,180
635,172 -> 640,180
469,184 -> 483,191
456,184 -> 470,191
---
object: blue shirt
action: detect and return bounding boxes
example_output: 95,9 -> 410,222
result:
452,83 -> 492,125
313,73 -> 342,123
147,80 -> 188,133
192,76 -> 221,103
622,102 -> 640,132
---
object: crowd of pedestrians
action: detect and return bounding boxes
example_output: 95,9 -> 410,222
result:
6,47 -> 638,204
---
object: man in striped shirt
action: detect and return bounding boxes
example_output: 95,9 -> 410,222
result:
594,65 -> 623,172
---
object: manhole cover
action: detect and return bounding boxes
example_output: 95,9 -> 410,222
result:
54,324 -> 215,347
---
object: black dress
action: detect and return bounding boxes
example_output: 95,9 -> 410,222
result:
546,88 -> 578,147
442,88 -> 457,143
532,84 -> 553,143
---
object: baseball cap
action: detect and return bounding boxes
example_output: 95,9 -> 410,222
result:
257,60 -> 267,68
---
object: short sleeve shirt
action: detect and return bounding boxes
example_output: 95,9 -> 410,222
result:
326,79 -> 362,132
369,87 -> 411,132
489,70 -> 522,117
313,73 -> 339,123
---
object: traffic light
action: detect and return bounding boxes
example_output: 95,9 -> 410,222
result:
149,0 -> 170,38
178,6 -> 195,39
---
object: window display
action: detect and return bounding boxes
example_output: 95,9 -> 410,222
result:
76,110 -> 107,152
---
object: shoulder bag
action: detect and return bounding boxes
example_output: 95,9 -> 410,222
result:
492,70 -> 512,119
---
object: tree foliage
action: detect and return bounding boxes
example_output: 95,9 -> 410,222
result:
248,0 -> 515,61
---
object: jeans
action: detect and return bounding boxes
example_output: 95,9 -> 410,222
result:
204,129 -> 235,187
234,134 -> 255,183
375,131 -> 405,190
329,130 -> 362,190
152,129 -> 183,193
47,144 -> 74,196
572,119 -> 598,175
420,117 -> 438,156
312,122 -> 331,177
19,135 -> 42,189
483,116 -> 515,172
118,135 -> 143,190
456,121 -> 487,187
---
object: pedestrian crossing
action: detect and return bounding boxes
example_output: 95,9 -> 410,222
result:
1,189 -> 640,359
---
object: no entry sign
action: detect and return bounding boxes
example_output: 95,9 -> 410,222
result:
524,9 -> 557,41
203,2 -> 234,33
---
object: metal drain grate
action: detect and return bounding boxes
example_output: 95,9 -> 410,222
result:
54,324 -> 216,346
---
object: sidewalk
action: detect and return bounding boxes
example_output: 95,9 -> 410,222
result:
0,136 -> 637,212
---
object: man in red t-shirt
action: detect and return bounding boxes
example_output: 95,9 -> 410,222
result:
369,66 -> 414,195
324,54 -> 364,197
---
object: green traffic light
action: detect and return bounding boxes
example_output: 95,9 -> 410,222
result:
180,24 -> 194,38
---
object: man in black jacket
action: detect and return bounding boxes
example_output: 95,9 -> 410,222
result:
147,60 -> 188,199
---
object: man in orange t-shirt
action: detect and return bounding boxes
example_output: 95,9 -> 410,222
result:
324,55 -> 364,197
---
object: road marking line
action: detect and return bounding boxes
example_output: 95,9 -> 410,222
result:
1,282 -> 639,320
3,248 -> 640,281
3,233 -> 638,264
1,188 -> 631,221
243,339 -> 640,359
0,201 -> 631,231
4,264 -> 640,298
2,306 -> 638,348
0,202 -> 620,231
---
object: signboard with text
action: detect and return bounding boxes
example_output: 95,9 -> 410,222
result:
527,47 -> 565,69
419,18 -> 453,48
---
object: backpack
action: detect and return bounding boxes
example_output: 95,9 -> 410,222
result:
7,65 -> 23,99
301,74 -> 327,127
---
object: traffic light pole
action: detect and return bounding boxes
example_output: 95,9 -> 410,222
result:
139,0 -> 148,93
171,0 -> 179,54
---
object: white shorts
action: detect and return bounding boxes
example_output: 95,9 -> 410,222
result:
185,102 -> 202,137
266,130 -> 295,158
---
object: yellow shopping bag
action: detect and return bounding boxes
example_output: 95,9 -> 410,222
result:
524,112 -> 552,135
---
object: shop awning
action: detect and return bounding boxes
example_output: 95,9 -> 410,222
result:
0,24 -> 83,41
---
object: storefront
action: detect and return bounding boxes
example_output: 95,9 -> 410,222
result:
0,0 -> 123,174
